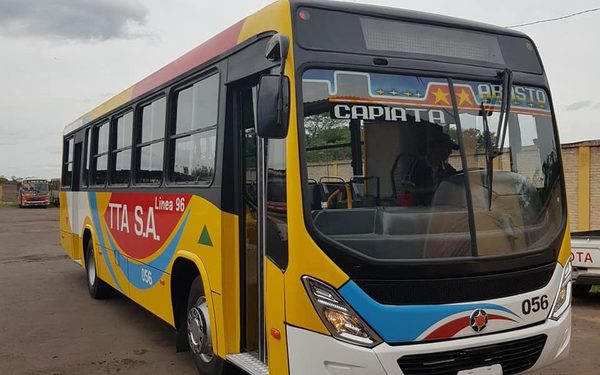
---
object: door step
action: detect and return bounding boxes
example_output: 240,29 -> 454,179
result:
226,353 -> 269,375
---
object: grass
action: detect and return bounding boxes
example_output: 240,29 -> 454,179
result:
592,285 -> 600,294
0,202 -> 18,208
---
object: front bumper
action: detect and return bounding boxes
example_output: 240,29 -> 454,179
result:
21,200 -> 49,207
287,308 -> 570,374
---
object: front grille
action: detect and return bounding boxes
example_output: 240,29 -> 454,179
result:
356,263 -> 555,305
397,334 -> 547,375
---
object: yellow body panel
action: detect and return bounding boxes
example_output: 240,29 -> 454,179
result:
265,259 -> 289,374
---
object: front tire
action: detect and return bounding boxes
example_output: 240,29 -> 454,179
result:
572,284 -> 592,298
85,240 -> 111,299
187,276 -> 223,375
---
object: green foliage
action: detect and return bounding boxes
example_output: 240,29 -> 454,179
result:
304,114 -> 352,163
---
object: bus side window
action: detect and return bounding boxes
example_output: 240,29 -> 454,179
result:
91,121 -> 110,186
62,138 -> 74,189
82,129 -> 91,188
110,111 -> 133,186
169,73 -> 219,185
135,97 -> 166,185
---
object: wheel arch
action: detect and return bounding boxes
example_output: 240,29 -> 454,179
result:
170,252 -> 216,353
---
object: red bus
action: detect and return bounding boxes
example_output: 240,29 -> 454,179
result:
17,178 -> 50,208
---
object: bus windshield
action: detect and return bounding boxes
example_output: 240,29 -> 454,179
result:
21,180 -> 49,194
301,69 -> 564,260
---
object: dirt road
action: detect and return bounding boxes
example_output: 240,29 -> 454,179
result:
0,207 -> 598,374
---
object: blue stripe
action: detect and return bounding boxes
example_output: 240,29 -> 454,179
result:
339,281 -> 519,343
89,193 -> 123,292
105,212 -> 190,291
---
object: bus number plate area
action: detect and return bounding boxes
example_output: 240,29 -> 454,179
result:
457,364 -> 503,375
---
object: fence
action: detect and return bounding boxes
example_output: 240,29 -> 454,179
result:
0,182 -> 17,204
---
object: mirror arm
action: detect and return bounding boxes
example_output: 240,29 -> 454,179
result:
276,54 -> 288,125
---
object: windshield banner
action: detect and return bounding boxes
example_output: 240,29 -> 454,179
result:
304,70 -> 551,118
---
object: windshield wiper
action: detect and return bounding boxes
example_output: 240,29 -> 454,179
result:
482,69 -> 513,210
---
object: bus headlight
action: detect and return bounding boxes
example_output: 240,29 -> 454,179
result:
549,260 -> 572,321
302,276 -> 382,347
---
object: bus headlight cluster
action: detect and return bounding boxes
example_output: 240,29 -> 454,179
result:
549,260 -> 572,321
302,276 -> 382,347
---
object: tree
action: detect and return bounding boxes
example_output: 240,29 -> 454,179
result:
304,114 -> 352,163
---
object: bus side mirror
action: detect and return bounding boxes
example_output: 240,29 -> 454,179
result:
257,74 -> 290,139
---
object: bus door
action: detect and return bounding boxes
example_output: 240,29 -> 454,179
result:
238,82 -> 264,360
227,37 -> 289,371
69,141 -> 84,260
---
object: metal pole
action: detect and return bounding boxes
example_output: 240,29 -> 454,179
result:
256,137 -> 267,363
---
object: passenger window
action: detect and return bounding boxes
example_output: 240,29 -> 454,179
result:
82,129 -> 91,188
136,98 -> 165,184
62,138 -> 74,188
91,122 -> 109,185
169,73 -> 219,184
111,111 -> 133,185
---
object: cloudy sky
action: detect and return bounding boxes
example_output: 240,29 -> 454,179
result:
0,0 -> 598,179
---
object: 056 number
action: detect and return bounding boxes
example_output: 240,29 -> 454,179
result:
141,268 -> 153,286
522,295 -> 548,315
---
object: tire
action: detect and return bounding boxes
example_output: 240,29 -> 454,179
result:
85,240 -> 111,299
187,276 -> 223,375
572,284 -> 592,298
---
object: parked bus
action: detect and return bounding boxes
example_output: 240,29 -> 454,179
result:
60,1 -> 572,374
17,178 -> 50,208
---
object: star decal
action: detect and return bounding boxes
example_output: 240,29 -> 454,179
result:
432,88 -> 450,105
403,91 -> 413,97
375,88 -> 385,96
457,89 -> 474,106
389,89 -> 399,96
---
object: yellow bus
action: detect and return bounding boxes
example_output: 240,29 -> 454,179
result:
60,1 -> 572,374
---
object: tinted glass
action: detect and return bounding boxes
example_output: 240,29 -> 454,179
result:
301,69 -> 563,262
171,130 -> 216,183
112,149 -> 131,185
115,112 -> 133,149
175,74 -> 219,134
97,122 -> 109,154
67,138 -> 74,163
137,142 -> 163,184
141,98 -> 166,143
83,129 -> 90,187
456,81 -> 562,256
296,8 -> 543,74
94,155 -> 108,185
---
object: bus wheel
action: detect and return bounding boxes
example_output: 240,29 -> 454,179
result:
572,284 -> 591,298
85,241 -> 110,299
187,276 -> 223,374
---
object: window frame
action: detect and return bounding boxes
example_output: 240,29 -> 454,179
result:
109,109 -> 134,187
167,71 -> 220,187
91,120 -> 110,187
62,137 -> 74,189
81,128 -> 91,189
133,95 -> 167,186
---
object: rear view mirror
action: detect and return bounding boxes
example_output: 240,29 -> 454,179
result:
256,74 -> 290,139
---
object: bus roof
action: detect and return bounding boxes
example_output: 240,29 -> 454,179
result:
292,0 -> 528,38
64,0 -> 529,136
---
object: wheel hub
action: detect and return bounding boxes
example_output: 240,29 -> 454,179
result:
187,297 -> 213,363
87,256 -> 96,286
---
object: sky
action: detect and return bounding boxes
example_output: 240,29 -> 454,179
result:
0,0 -> 598,179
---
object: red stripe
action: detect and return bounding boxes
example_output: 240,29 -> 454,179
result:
424,317 -> 470,341
423,314 -> 517,341
132,19 -> 245,98
487,314 -> 516,322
